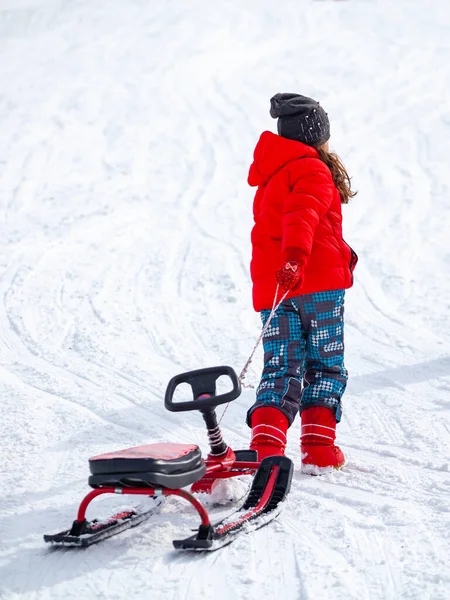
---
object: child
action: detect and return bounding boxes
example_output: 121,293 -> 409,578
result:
247,93 -> 357,473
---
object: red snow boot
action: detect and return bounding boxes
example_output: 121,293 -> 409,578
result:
250,407 -> 288,462
301,406 -> 345,473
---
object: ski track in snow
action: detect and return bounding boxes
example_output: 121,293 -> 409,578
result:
0,1 -> 449,599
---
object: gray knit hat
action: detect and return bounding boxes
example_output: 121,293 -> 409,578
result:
270,93 -> 330,147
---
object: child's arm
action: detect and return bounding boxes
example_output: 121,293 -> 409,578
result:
281,159 -> 334,270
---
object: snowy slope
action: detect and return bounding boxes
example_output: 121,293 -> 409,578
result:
0,0 -> 449,598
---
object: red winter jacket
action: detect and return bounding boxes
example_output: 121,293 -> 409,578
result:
249,131 -> 357,311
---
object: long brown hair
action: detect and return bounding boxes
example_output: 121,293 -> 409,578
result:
316,147 -> 357,204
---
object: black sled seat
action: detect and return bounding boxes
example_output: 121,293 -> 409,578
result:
88,443 -> 206,489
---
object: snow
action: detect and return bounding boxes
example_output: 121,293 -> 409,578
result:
0,0 -> 449,598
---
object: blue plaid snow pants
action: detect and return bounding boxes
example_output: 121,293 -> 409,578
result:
247,290 -> 348,427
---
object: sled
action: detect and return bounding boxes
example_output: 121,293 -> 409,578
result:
44,366 -> 293,550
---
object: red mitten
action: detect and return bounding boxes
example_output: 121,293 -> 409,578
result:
276,261 -> 302,292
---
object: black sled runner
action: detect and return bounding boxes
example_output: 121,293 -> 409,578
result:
44,366 -> 293,551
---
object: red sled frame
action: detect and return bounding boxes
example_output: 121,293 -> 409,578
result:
74,454 -> 261,531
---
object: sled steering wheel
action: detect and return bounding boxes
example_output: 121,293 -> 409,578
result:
164,366 -> 241,412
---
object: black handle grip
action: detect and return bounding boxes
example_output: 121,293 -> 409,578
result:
164,366 -> 241,412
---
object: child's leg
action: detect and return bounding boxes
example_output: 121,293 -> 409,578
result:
295,290 -> 347,470
247,301 -> 306,436
297,290 -> 348,420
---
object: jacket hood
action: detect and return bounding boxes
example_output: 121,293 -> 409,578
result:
248,131 -> 319,187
